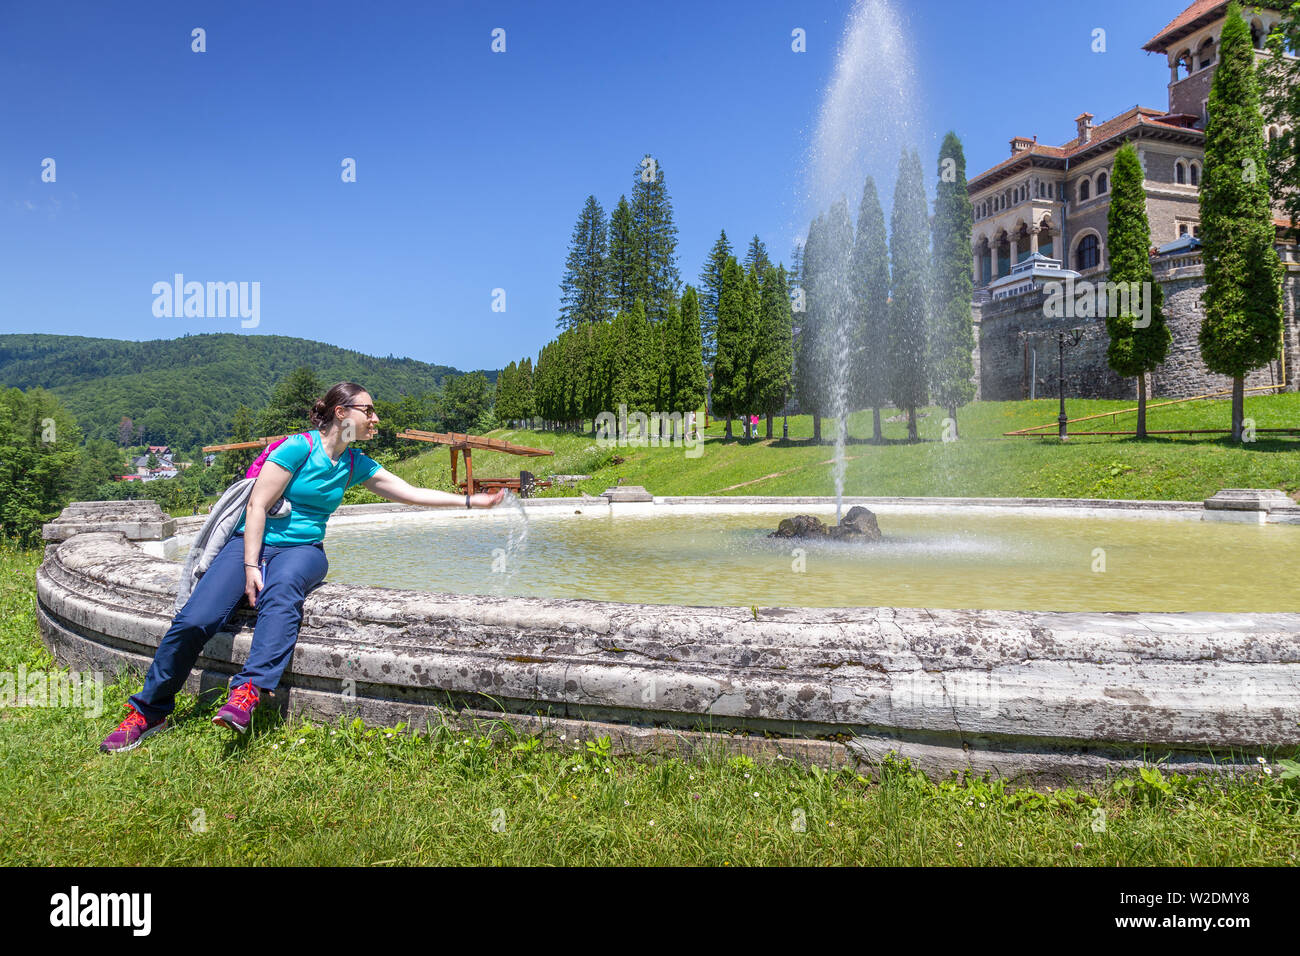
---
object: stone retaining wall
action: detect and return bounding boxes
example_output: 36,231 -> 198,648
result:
975,262 -> 1298,401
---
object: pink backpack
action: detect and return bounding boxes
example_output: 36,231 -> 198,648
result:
246,431 -> 354,484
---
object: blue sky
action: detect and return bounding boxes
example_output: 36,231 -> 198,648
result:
2,0 -> 1188,374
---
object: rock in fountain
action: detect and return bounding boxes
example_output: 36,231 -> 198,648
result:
770,506 -> 882,542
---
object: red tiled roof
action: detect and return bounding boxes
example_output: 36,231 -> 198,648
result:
1144,0 -> 1286,52
969,107 -> 1203,188
1144,0 -> 1224,52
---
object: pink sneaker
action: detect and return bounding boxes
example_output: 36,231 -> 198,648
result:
100,706 -> 167,753
212,682 -> 260,734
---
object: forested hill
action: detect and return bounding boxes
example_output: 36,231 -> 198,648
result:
0,333 -> 483,447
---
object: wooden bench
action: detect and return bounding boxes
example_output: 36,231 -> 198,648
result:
457,475 -> 553,497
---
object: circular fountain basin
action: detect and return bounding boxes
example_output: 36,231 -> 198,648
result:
312,505 -> 1300,613
35,497 -> 1300,785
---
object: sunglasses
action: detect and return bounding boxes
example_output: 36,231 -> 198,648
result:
342,403 -> 378,417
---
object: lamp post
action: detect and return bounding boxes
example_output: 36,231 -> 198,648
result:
1057,329 -> 1083,440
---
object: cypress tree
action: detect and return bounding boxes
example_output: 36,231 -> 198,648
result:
741,265 -> 764,433
889,148 -> 931,442
1199,1 -> 1284,442
518,357 -> 535,422
629,154 -> 682,323
699,230 -> 733,367
557,195 -> 609,330
607,197 -> 637,316
1261,7 -> 1300,240
754,266 -> 795,438
850,176 -> 891,442
675,285 -> 707,421
712,257 -> 750,438
1105,143 -> 1171,439
795,215 -> 829,441
929,132 -> 977,436
495,361 -> 518,422
821,198 -> 856,443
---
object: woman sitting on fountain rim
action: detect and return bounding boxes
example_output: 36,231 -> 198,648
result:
99,381 -> 506,753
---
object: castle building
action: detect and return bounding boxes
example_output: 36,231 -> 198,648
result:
967,1 -> 1300,402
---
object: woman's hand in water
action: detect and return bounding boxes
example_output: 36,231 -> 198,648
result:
470,489 -> 508,509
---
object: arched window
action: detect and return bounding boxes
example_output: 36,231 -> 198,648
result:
1197,38 -> 1216,71
1079,179 -> 1091,202
1190,162 -> 1201,187
1097,172 -> 1109,194
1252,20 -> 1265,51
1076,234 -> 1100,271
1176,160 -> 1186,184
1179,224 -> 1189,237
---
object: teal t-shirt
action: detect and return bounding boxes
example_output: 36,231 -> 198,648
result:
235,430 -> 382,546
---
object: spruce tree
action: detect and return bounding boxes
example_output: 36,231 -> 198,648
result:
929,132 -> 977,436
699,229 -> 733,367
754,266 -> 795,438
557,195 -> 609,330
675,285 -> 707,421
1199,1 -> 1284,442
1105,144 -> 1171,439
607,197 -> 637,316
889,148 -> 932,442
712,257 -> 750,439
629,154 -> 682,323
744,235 -> 772,277
850,176 -> 891,442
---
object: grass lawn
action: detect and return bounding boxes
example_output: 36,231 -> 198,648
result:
341,395 -> 1300,505
3,541 -> 1297,865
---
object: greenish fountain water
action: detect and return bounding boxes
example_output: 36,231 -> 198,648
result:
304,510 -> 1300,612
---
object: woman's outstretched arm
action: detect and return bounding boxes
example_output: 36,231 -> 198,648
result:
361,467 -> 506,508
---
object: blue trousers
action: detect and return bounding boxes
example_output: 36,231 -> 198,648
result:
129,532 -> 329,721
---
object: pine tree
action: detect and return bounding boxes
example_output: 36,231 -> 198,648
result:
929,132 -> 977,436
1105,144 -> 1171,439
889,148 -> 931,442
675,285 -> 707,420
1200,1 -> 1284,442
699,230 -> 733,367
557,195 -> 609,330
607,197 -> 637,316
744,235 -> 772,277
712,258 -> 750,438
630,154 -> 682,323
753,266 -> 795,437
850,176 -> 891,442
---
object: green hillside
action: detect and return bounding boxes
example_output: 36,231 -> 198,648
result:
0,333 -> 490,448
